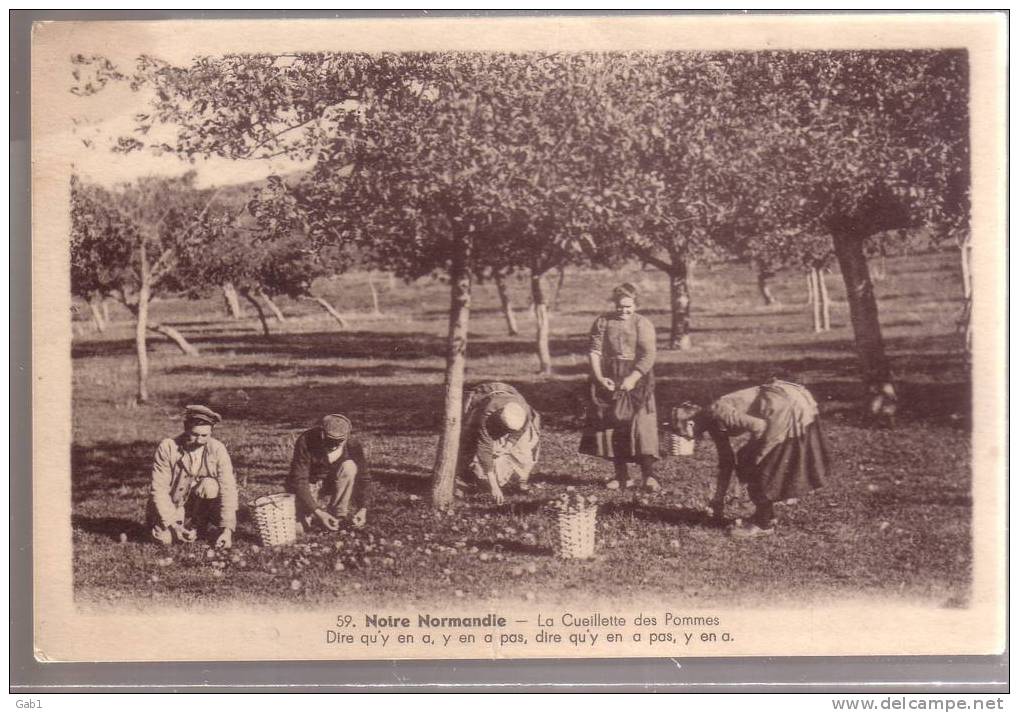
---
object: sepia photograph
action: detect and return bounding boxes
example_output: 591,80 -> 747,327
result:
28,13 -> 1006,663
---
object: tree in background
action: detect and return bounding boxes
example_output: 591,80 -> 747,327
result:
70,173 -> 212,402
593,53 -> 753,350
70,175 -> 132,332
744,51 -> 970,413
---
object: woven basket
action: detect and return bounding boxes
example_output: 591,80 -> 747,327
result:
251,493 -> 297,547
668,432 -> 695,456
553,505 -> 598,559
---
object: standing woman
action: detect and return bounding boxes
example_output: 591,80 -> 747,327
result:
580,282 -> 661,490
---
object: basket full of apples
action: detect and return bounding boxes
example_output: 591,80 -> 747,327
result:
548,490 -> 598,560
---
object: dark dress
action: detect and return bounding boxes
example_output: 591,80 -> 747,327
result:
711,381 -> 831,502
579,313 -> 660,462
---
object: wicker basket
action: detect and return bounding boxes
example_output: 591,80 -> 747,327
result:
668,432 -> 695,456
553,505 -> 598,559
251,493 -> 297,547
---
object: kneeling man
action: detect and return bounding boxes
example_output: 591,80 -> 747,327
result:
287,414 -> 372,532
147,405 -> 238,548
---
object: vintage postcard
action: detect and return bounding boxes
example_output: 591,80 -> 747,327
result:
31,13 -> 1006,662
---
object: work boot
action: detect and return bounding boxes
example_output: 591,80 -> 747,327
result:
728,519 -> 775,539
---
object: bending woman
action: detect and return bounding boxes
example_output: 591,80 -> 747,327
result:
675,379 -> 831,537
579,282 -> 661,491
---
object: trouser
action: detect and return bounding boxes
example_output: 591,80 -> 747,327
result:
148,477 -> 221,544
297,460 -> 358,522
613,456 -> 655,483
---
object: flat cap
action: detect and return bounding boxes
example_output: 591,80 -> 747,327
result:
321,413 -> 352,440
185,404 -> 222,425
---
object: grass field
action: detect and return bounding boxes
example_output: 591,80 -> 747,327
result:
70,251 -> 972,609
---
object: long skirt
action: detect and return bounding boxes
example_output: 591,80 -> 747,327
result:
736,420 -> 831,502
579,358 -> 659,462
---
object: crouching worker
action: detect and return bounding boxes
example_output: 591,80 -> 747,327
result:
147,405 -> 238,549
458,382 -> 541,505
674,379 -> 831,538
287,414 -> 371,533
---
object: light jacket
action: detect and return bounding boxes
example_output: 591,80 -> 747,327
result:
149,435 -> 238,530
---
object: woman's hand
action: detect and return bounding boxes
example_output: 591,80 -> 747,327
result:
618,372 -> 642,392
598,377 -> 616,392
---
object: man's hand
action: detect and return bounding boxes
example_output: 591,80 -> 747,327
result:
315,508 -> 340,531
598,377 -> 616,392
618,372 -> 642,392
351,508 -> 367,529
215,528 -> 233,549
171,522 -> 197,543
490,483 -> 505,505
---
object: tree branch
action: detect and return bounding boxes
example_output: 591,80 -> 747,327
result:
626,242 -> 674,273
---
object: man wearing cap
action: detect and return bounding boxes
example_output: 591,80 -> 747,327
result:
458,382 -> 541,505
146,405 -> 239,548
286,414 -> 372,532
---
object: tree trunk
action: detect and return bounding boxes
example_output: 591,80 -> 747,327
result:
818,267 -> 832,331
808,268 -> 822,332
243,291 -> 271,337
871,250 -> 888,282
831,225 -> 896,415
367,273 -> 382,315
668,262 -> 692,350
259,291 -> 286,323
135,282 -> 151,403
757,269 -> 778,306
959,241 -> 973,353
222,282 -> 244,319
431,236 -> 473,510
959,241 -> 972,299
100,297 -> 111,325
87,294 -> 107,333
149,322 -> 200,356
551,265 -> 566,312
531,271 -> 553,375
305,295 -> 348,329
495,275 -> 519,336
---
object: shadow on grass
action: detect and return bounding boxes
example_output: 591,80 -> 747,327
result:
599,500 -> 721,529
73,328 -> 590,363
71,514 -> 148,542
71,440 -> 153,500
374,463 -> 432,495
468,538 -> 552,557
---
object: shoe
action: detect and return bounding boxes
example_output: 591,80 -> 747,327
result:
643,477 -> 661,492
708,501 -> 725,522
517,482 -> 531,493
728,520 -> 775,538
605,478 -> 636,490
